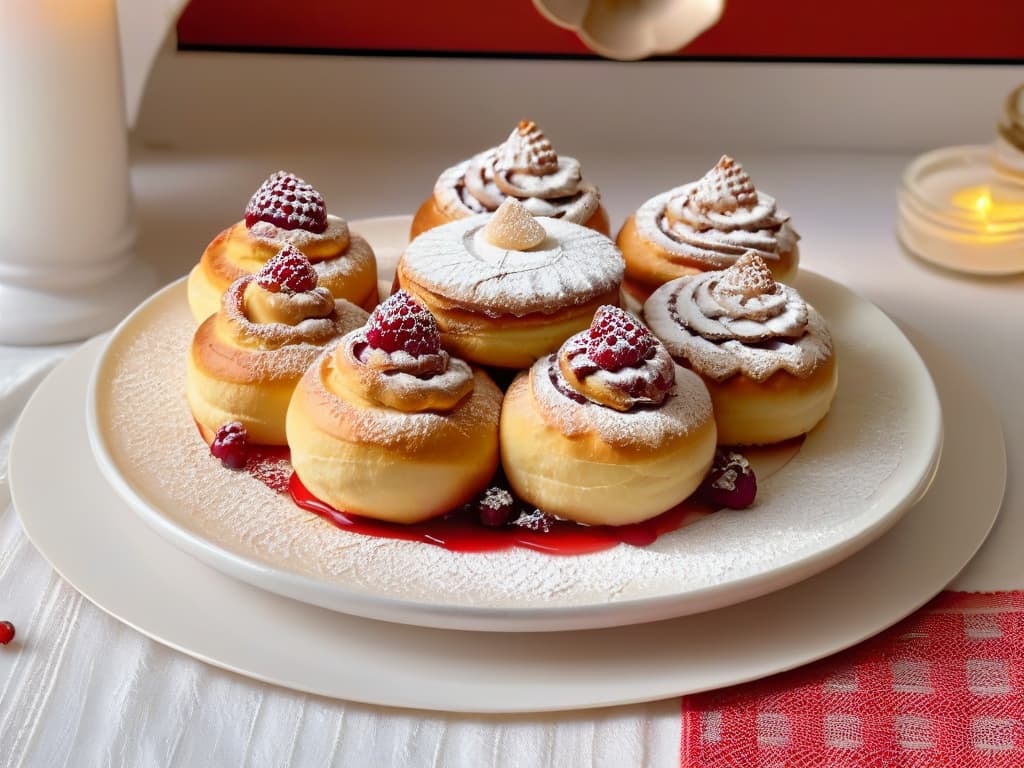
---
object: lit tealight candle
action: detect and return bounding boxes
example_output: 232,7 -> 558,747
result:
899,146 -> 1024,275
950,185 -> 1024,223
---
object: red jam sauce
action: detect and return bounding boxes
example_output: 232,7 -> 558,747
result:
288,472 -> 714,555
230,436 -> 803,556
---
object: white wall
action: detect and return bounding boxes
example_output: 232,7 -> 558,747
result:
134,47 -> 1023,154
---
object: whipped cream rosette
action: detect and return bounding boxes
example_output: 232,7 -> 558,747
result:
411,120 -> 609,238
187,170 -> 378,323
286,291 -> 502,524
617,155 -> 800,308
500,306 -> 717,526
186,246 -> 369,446
644,253 -> 837,445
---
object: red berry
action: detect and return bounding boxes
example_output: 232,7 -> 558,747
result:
256,245 -> 318,294
244,171 -> 328,233
700,451 -> 757,509
477,486 -> 515,527
0,621 -> 14,645
210,422 -> 248,469
586,306 -> 656,371
366,291 -> 441,357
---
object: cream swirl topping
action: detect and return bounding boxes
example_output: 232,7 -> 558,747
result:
530,352 -> 713,449
558,330 -> 676,412
224,276 -> 345,351
434,120 -> 601,224
243,281 -> 335,327
247,214 -> 351,254
644,253 -> 832,382
636,156 -> 799,269
333,328 -> 475,414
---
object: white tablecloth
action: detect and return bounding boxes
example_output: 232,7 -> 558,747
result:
1,143 -> 1021,767
0,343 -> 678,765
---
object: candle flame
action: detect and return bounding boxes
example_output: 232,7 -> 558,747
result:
974,191 -> 991,218
951,185 -> 1024,223
974,190 -> 993,218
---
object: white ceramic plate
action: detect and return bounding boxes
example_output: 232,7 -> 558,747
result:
84,216 -> 942,632
9,332 -> 1003,712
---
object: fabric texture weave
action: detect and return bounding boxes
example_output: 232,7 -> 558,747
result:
683,591 -> 1024,767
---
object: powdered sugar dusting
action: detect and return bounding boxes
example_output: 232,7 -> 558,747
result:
98,279 -> 911,610
495,120 -> 558,176
562,334 -> 675,412
327,328 -> 476,417
247,450 -> 293,494
634,158 -> 799,270
245,171 -> 328,234
247,214 -> 350,251
401,215 -> 623,317
433,121 -> 600,223
482,486 -> 514,509
720,252 -> 776,298
645,266 -> 832,382
532,353 -> 711,448
205,276 -> 367,383
689,155 -> 758,215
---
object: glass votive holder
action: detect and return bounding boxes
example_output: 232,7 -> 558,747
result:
898,84 -> 1024,276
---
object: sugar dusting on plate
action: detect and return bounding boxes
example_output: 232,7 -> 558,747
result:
99,284 -> 907,610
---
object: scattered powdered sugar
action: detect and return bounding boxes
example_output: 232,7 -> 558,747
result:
99,283 -> 908,609
482,486 -> 513,508
401,215 -> 623,316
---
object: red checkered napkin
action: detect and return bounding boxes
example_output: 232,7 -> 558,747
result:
682,592 -> 1024,767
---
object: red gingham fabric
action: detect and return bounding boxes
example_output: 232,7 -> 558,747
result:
682,592 -> 1024,767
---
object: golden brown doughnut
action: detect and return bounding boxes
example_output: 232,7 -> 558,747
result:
397,199 -> 624,369
644,252 -> 837,446
500,306 -> 717,526
187,171 -> 378,323
618,155 -> 800,307
286,291 -> 502,524
186,247 -> 368,446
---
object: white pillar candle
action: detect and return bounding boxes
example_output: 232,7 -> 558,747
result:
0,0 -> 156,344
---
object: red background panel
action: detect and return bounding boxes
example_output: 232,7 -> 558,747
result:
177,0 -> 1024,60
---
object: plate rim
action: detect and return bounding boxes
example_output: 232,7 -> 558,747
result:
9,332 -> 1002,712
84,219 -> 944,631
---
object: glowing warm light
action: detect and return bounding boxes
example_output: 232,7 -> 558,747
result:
974,190 -> 992,217
951,185 -> 1024,221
